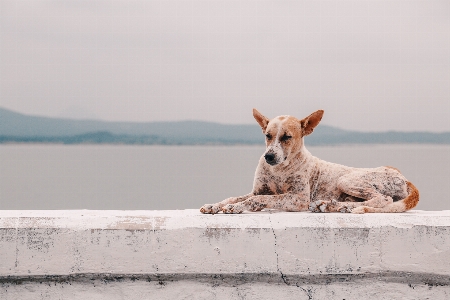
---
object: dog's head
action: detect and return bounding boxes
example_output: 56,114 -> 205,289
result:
253,108 -> 324,166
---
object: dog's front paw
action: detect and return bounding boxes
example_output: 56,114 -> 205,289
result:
351,206 -> 368,214
309,200 -> 337,213
200,204 -> 221,214
222,204 -> 244,214
337,204 -> 353,213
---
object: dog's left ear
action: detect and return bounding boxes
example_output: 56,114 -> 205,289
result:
300,110 -> 324,136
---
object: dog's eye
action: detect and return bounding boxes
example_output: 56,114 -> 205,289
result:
280,134 -> 292,142
265,133 -> 272,140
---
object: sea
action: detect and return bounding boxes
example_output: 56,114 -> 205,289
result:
0,144 -> 449,211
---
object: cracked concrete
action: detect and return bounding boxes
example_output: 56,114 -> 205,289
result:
0,210 -> 449,299
268,211 -> 288,286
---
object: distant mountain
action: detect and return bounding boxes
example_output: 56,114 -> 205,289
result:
0,107 -> 263,144
1,107 -> 449,145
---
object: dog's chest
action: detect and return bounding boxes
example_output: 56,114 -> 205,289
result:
255,173 -> 306,195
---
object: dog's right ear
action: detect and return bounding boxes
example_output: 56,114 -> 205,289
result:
253,108 -> 270,132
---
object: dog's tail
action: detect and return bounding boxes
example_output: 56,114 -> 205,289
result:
354,181 -> 419,213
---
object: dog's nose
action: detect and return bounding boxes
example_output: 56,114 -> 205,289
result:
264,153 -> 275,164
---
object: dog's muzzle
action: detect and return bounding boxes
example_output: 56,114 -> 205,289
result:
264,153 -> 277,165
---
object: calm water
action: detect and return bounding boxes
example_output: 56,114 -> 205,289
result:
0,145 -> 449,211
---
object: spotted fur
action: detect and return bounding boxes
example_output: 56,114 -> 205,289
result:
200,109 -> 419,214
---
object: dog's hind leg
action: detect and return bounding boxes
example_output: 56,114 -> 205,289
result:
332,171 -> 411,213
338,190 -> 393,210
351,182 -> 419,213
308,190 -> 392,213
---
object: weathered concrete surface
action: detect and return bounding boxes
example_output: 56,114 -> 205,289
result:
0,210 -> 449,299
1,280 -> 449,300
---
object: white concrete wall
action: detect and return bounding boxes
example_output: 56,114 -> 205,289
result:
0,210 -> 449,299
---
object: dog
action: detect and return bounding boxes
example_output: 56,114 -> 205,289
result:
200,109 -> 419,214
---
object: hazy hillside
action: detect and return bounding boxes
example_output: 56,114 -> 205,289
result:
0,107 -> 261,142
1,108 -> 449,145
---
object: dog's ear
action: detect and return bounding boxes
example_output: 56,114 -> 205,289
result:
300,110 -> 324,136
253,108 -> 270,131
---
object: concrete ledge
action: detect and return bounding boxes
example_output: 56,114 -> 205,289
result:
1,210 -> 450,299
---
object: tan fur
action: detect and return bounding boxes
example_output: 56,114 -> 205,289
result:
404,181 -> 420,210
386,166 -> 401,173
200,109 -> 420,214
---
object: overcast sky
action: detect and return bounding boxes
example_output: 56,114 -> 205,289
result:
1,0 -> 449,131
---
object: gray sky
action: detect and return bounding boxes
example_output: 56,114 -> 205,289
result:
1,0 -> 449,131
